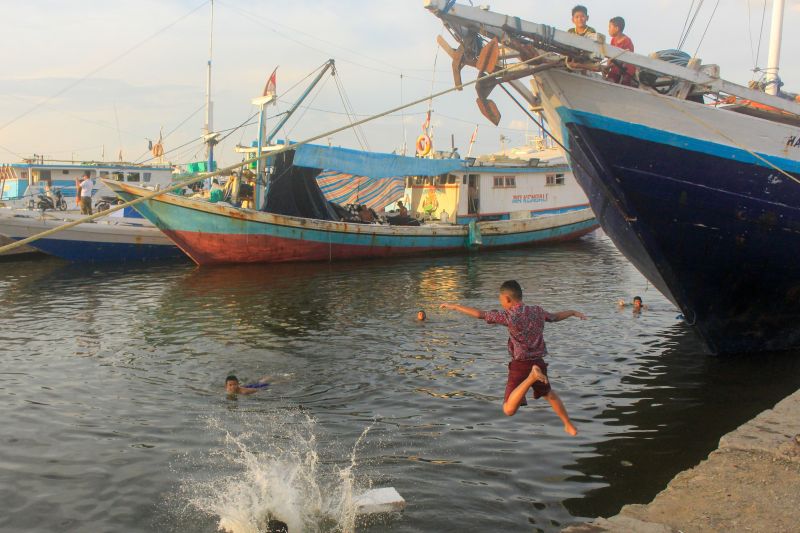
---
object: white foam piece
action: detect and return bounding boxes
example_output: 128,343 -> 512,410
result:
354,487 -> 406,515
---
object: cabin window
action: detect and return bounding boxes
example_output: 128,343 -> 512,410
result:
462,175 -> 467,185
99,171 -> 109,178
406,177 -> 413,187
546,173 -> 565,186
415,176 -> 425,185
437,175 -> 447,186
127,172 -> 140,182
112,172 -> 124,182
143,172 -> 152,182
493,175 -> 515,188
62,170 -> 69,175
39,170 -> 51,181
21,171 -> 28,179
447,174 -> 456,184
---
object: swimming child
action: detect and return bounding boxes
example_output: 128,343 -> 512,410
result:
417,309 -> 427,321
441,280 -> 586,436
225,375 -> 270,395
617,296 -> 647,311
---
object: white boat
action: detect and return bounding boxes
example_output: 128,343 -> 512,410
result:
0,208 -> 184,262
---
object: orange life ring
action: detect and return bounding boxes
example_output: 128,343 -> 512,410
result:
151,142 -> 164,158
416,134 -> 432,156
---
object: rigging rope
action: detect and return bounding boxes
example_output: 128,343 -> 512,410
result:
332,73 -> 370,151
678,0 -> 706,50
693,0 -> 722,57
678,0 -> 697,48
285,74 -> 331,138
754,0 -> 767,74
132,103 -> 207,164
0,1 -> 210,134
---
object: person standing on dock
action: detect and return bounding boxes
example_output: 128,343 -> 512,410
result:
78,171 -> 93,215
441,280 -> 586,436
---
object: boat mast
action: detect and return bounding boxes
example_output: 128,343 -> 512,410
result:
764,0 -> 784,95
203,0 -> 216,171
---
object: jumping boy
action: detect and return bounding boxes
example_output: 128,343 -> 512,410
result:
441,280 -> 586,436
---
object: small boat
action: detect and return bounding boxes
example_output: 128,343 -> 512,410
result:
0,208 -> 184,262
105,143 -> 597,265
0,157 -> 184,260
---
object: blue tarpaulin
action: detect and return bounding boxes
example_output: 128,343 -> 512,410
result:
293,144 -> 465,178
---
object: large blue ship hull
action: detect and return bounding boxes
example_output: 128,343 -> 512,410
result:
562,116 -> 800,354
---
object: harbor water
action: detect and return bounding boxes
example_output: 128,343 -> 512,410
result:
2,233 -> 799,532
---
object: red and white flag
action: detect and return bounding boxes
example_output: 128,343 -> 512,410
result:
422,110 -> 431,132
263,67 -> 278,98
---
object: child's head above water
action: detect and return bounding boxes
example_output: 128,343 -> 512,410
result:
499,280 -> 523,309
225,375 -> 240,393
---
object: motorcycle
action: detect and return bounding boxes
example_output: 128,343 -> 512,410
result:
36,187 -> 68,211
95,195 -> 125,212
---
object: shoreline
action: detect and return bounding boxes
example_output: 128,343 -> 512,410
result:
564,388 -> 800,532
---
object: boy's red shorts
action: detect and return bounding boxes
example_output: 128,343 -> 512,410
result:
504,358 -> 550,405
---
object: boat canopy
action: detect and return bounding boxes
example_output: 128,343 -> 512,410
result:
293,144 -> 465,179
263,145 -> 465,221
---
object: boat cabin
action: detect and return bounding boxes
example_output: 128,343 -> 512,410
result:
402,147 -> 589,224
0,160 -> 175,202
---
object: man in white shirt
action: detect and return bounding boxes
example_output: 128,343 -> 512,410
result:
79,171 -> 93,215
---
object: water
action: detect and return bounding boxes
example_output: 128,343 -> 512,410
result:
1,233 -> 799,532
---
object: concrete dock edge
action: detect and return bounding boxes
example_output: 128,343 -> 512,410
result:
563,389 -> 800,533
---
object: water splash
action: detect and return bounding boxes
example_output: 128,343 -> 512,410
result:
180,410 -> 372,533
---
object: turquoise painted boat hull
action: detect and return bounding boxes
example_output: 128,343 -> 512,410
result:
105,181 -> 598,265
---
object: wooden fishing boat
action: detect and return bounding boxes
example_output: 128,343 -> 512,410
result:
105,144 -> 597,265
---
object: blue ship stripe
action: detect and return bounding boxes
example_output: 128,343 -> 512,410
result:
556,107 -> 800,175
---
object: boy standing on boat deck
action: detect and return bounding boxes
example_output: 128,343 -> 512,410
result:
440,280 -> 586,436
568,5 -> 596,36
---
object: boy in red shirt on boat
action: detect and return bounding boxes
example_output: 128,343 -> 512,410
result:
441,280 -> 586,436
606,16 -> 636,86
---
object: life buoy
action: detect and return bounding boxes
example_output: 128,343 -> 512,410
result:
151,142 -> 164,158
416,134 -> 432,156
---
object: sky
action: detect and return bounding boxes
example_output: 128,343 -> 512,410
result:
1,0 -> 799,168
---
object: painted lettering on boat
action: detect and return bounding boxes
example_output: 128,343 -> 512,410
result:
511,193 -> 548,204
785,135 -> 800,148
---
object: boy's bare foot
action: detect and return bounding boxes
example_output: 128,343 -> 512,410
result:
564,423 -> 578,436
529,365 -> 548,385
